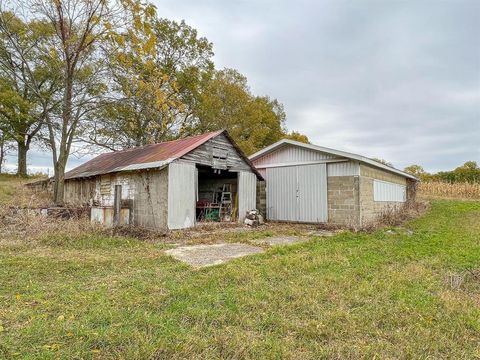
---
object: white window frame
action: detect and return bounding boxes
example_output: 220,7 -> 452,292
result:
373,179 -> 406,202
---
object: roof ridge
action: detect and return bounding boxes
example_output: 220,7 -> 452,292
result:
104,130 -> 224,155
65,130 -> 227,180
249,138 -> 417,180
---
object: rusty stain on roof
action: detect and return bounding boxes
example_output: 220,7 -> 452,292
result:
65,130 -> 224,179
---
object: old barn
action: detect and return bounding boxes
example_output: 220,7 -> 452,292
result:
64,130 -> 261,230
250,139 -> 417,227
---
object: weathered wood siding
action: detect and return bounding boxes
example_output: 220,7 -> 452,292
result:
181,133 -> 251,172
64,168 -> 169,230
64,178 -> 96,205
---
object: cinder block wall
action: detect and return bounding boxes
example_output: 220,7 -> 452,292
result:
359,164 -> 407,225
327,176 -> 360,226
256,180 -> 266,217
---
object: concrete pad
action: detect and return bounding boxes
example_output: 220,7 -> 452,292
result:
164,243 -> 264,268
253,236 -> 309,246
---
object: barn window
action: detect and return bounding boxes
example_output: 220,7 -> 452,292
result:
100,175 -> 111,196
212,146 -> 228,169
373,180 -> 406,202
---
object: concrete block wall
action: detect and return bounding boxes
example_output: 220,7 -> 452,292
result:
359,164 -> 407,225
256,180 -> 266,217
327,176 -> 360,226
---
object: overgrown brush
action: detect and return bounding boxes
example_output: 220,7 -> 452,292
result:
372,201 -> 430,228
0,179 -> 101,245
419,181 -> 480,199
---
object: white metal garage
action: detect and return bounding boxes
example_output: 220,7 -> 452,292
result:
250,138 -> 417,226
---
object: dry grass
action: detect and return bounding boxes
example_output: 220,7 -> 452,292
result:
0,175 -> 103,246
371,200 -> 431,229
0,175 -> 313,248
419,181 -> 480,200
0,174 -> 51,208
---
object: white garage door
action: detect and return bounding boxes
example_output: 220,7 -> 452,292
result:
266,164 -> 328,223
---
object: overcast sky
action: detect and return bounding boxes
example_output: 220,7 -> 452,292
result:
6,0 -> 480,174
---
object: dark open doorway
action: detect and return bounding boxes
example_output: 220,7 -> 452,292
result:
196,165 -> 238,222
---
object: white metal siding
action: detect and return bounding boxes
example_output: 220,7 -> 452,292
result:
168,162 -> 196,229
373,180 -> 406,202
266,164 -> 328,223
238,171 -> 257,222
253,144 -> 338,167
266,166 -> 298,221
297,164 -> 328,222
327,161 -> 359,176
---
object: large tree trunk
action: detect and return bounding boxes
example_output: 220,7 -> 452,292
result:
53,72 -> 73,206
17,140 -> 28,177
53,157 -> 66,205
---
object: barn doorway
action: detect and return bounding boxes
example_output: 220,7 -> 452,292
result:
195,165 -> 239,223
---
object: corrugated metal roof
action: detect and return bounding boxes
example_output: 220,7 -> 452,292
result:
249,139 -> 418,180
65,130 -> 224,179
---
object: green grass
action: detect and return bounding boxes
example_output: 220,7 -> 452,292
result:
1,200 -> 479,359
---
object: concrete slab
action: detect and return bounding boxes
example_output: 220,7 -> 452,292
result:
164,243 -> 264,268
253,236 -> 309,246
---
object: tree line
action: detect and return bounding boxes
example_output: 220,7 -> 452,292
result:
404,161 -> 480,183
0,0 -> 308,204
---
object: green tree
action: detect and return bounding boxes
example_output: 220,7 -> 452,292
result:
0,128 -> 13,173
284,131 -> 309,144
404,164 -> 429,180
88,17 -> 214,150
436,161 -> 480,183
0,12 -> 59,176
190,68 -> 288,155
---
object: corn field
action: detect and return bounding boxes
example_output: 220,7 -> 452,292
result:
419,181 -> 480,200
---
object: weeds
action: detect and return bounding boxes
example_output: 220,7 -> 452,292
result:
373,200 -> 430,228
446,268 -> 480,292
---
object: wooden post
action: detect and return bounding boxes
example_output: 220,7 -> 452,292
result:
114,185 -> 122,226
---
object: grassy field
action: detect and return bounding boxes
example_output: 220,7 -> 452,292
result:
0,180 -> 479,358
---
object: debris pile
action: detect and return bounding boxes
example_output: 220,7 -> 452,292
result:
243,209 -> 264,227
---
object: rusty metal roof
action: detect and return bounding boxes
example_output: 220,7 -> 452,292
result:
65,130 -> 224,180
